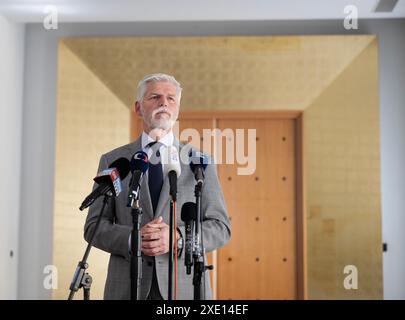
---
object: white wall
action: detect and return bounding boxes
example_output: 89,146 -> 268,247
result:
19,23 -> 58,300
20,18 -> 405,299
377,22 -> 405,300
0,14 -> 25,299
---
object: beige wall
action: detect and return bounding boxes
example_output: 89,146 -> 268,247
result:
53,43 -> 130,299
54,35 -> 382,299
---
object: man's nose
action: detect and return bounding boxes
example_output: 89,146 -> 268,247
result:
158,96 -> 168,107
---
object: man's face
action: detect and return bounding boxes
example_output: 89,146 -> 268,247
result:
135,81 -> 180,132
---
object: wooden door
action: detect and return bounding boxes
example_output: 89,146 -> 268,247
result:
216,118 -> 297,299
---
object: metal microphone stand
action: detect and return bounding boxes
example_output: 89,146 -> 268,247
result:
68,195 -> 109,300
192,181 -> 213,300
168,199 -> 175,300
129,198 -> 143,300
168,171 -> 178,300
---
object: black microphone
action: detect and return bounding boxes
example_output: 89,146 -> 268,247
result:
189,150 -> 209,185
167,145 -> 181,201
127,151 -> 149,208
79,157 -> 130,211
181,202 -> 197,274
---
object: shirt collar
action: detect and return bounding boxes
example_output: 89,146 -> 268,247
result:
141,131 -> 174,149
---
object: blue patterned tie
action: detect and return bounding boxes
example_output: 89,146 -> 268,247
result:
147,141 -> 163,215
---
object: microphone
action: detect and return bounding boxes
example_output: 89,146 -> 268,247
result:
127,151 -> 149,207
189,150 -> 209,186
79,157 -> 130,211
181,202 -> 197,274
167,145 -> 181,201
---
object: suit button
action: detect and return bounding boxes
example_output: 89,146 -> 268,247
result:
147,261 -> 153,267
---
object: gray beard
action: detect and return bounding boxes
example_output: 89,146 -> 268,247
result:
149,118 -> 173,130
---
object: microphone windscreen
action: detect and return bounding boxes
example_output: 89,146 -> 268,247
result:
130,151 -> 149,173
166,145 -> 181,177
189,150 -> 209,171
181,202 -> 197,222
93,168 -> 123,197
108,157 -> 131,180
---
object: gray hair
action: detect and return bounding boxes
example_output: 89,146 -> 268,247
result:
136,73 -> 182,103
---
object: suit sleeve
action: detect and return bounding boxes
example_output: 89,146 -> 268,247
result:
200,161 -> 231,253
83,154 -> 132,260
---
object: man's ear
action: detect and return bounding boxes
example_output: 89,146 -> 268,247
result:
135,101 -> 142,116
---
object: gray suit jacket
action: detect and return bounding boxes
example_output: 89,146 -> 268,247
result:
84,136 -> 231,300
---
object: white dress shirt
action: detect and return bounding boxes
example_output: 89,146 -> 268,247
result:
141,131 -> 174,176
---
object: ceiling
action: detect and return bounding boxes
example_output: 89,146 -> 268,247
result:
62,35 -> 375,110
0,0 -> 404,23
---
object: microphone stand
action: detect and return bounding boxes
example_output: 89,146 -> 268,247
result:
130,199 -> 143,300
68,195 -> 109,300
192,181 -> 213,300
168,171 -> 177,300
168,199 -> 175,300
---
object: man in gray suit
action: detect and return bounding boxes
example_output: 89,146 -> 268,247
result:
84,73 -> 231,300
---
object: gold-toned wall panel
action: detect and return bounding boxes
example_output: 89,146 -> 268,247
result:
53,43 -> 130,299
305,39 -> 382,299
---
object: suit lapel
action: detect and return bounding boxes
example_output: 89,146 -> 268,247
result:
154,140 -> 187,219
125,137 -> 154,221
140,171 -> 154,220
154,175 -> 170,219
